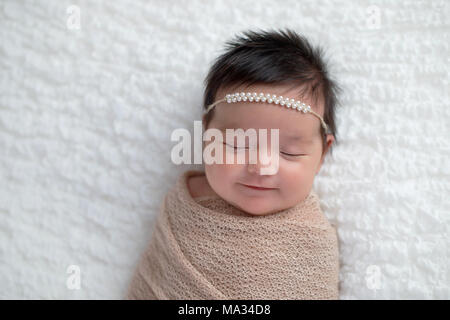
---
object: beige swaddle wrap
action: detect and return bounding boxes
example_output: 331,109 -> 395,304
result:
125,170 -> 339,300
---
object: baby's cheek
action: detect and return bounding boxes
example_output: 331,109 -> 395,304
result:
278,163 -> 307,188
205,164 -> 236,199
203,140 -> 224,164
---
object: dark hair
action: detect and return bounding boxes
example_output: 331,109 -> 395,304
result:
202,28 -> 341,157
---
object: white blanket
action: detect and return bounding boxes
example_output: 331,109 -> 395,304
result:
0,0 -> 448,299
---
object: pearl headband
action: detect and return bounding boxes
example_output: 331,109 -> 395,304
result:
204,92 -> 331,135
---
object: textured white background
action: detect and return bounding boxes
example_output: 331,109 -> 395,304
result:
0,0 -> 449,299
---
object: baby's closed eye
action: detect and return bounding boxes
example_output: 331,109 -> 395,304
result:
222,141 -> 306,157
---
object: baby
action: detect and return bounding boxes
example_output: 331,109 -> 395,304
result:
190,29 -> 338,217
126,28 -> 340,300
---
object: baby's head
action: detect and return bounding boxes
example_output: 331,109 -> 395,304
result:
200,28 -> 340,216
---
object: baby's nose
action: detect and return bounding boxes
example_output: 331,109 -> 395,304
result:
247,146 -> 279,175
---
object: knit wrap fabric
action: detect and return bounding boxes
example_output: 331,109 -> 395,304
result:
125,170 -> 340,300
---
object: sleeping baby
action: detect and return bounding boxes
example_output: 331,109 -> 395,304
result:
126,28 -> 341,300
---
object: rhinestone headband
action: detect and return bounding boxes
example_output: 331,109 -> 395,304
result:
204,92 -> 331,135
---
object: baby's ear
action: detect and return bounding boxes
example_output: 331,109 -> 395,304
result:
316,135 -> 334,174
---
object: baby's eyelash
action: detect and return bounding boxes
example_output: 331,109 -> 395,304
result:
223,142 -> 248,149
281,152 -> 306,157
223,142 -> 305,157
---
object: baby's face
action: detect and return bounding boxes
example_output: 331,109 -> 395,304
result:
203,83 -> 334,216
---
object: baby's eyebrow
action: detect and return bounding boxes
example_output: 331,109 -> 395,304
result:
283,135 -> 314,144
217,128 -> 314,145
216,124 -> 314,142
